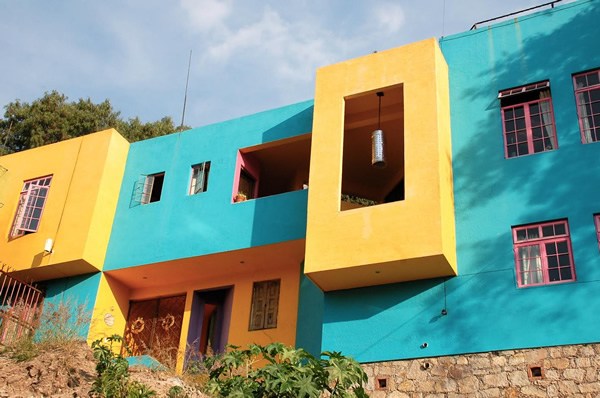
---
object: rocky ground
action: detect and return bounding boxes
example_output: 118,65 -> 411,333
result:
0,341 -> 210,397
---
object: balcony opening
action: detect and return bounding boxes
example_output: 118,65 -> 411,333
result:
233,134 -> 311,202
341,84 -> 404,211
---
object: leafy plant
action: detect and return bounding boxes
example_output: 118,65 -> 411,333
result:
167,385 -> 188,398
203,343 -> 369,398
90,334 -> 156,398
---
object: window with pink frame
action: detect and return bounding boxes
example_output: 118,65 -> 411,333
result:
573,69 -> 600,143
10,176 -> 52,238
499,81 -> 557,158
512,220 -> 575,288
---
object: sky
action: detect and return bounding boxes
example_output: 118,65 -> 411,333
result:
0,0 -> 566,129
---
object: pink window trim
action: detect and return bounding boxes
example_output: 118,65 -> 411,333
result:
573,69 -> 600,144
10,175 -> 52,238
501,97 -> 557,158
231,151 -> 260,203
512,220 -> 576,288
594,214 -> 600,251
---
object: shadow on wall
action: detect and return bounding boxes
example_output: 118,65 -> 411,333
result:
322,2 -> 600,363
443,2 -> 600,216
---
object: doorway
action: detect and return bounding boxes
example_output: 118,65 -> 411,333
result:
187,287 -> 233,356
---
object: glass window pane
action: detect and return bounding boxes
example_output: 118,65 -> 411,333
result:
507,145 -> 517,158
516,229 -> 527,241
542,225 -> 554,237
545,242 -> 557,254
548,268 -> 560,281
533,140 -> 544,153
516,118 -> 526,130
575,76 -> 587,88
557,241 -> 568,253
559,254 -> 571,266
547,255 -> 558,268
518,143 -> 529,155
506,132 -> 516,144
527,228 -> 539,239
560,268 -> 572,281
505,120 -> 515,132
531,114 -> 541,127
589,73 -> 600,86
590,89 -> 600,102
529,103 -> 539,114
554,223 -> 566,235
517,131 -> 528,142
514,107 -> 525,118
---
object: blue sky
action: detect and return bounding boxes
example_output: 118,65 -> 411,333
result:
0,0 -> 562,128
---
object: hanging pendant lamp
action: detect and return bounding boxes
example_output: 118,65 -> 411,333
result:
371,91 -> 386,168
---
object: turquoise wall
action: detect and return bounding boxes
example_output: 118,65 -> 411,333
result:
41,272 -> 101,339
321,0 -> 600,363
104,101 -> 313,270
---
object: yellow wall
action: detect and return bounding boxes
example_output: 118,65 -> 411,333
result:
305,38 -> 457,291
87,273 -> 131,347
87,244 -> 302,371
0,129 -> 129,280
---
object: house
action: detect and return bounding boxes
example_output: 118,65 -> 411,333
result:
1,0 -> 599,394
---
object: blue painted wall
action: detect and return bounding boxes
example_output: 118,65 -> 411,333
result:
104,101 -> 313,270
321,0 -> 600,363
41,272 -> 101,339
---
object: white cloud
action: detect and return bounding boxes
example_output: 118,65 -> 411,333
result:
372,3 -> 406,34
180,0 -> 232,33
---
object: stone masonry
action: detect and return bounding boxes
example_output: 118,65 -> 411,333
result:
362,343 -> 600,397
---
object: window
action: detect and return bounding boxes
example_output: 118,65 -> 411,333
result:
573,69 -> 600,143
594,214 -> 600,251
513,220 -> 575,287
500,81 -> 557,158
10,176 -> 52,237
249,280 -> 280,330
189,162 -> 210,195
141,173 -> 165,204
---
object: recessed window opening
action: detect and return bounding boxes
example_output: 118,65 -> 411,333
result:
500,81 -> 557,158
249,279 -> 280,331
512,219 -> 575,287
376,378 -> 388,390
233,134 -> 311,202
10,175 -> 52,238
573,69 -> 600,143
528,365 -> 544,380
341,84 -> 404,211
190,162 -> 210,195
142,172 -> 165,204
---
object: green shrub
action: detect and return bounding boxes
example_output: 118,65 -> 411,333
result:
203,342 -> 369,398
167,385 -> 187,398
90,334 -> 156,398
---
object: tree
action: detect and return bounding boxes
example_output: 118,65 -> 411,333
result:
0,91 -> 188,155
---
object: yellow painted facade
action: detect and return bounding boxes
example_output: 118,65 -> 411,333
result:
88,241 -> 302,370
0,129 -> 129,281
305,38 -> 457,291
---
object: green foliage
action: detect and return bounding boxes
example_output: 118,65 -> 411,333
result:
167,385 -> 187,398
127,381 -> 157,398
203,343 -> 369,398
90,335 -> 156,398
4,336 -> 38,362
0,90 -> 189,154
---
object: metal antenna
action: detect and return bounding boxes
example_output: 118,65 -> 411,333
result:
180,50 -> 192,128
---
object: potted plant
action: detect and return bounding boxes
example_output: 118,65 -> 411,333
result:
234,191 -> 248,202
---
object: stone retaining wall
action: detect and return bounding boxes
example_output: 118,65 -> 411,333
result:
362,343 -> 600,397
